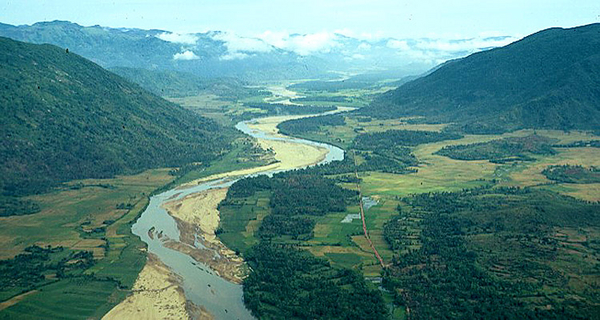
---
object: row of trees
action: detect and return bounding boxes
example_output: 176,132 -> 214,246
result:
435,134 -> 556,161
542,164 -> 600,184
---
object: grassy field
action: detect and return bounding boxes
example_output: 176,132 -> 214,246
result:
0,169 -> 174,319
274,114 -> 600,283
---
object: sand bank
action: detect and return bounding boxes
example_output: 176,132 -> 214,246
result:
102,254 -> 212,320
161,188 -> 246,284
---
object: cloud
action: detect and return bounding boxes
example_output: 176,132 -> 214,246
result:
156,32 -> 198,45
384,35 -> 519,66
220,52 -> 251,61
258,31 -> 340,56
334,29 -> 385,41
173,50 -> 200,60
210,32 -> 273,60
357,43 -> 371,50
386,39 -> 410,50
413,36 -> 517,53
212,32 -> 273,53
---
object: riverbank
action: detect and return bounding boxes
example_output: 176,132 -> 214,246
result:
102,253 -> 212,320
106,109 -> 345,319
162,188 -> 246,284
178,115 -> 329,189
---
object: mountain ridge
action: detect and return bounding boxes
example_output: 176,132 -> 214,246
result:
0,20 -> 518,81
363,23 -> 600,133
0,36 -> 236,196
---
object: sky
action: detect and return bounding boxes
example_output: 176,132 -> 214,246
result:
1,0 -> 599,40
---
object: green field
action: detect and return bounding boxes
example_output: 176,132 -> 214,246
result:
0,169 -> 175,318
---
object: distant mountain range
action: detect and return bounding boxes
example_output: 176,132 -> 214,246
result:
0,21 -> 517,82
0,36 -> 236,196
363,23 -> 600,133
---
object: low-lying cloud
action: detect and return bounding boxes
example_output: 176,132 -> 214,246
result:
259,31 -> 340,56
173,50 -> 200,60
211,32 -> 272,60
157,32 -> 198,45
386,35 -> 519,66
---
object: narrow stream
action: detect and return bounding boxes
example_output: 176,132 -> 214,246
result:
132,115 -> 344,320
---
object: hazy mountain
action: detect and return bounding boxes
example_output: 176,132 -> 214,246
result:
109,67 -> 266,99
0,21 -> 517,82
0,21 -> 327,81
363,24 -> 600,133
0,36 -> 236,196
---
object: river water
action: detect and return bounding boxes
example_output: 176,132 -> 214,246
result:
132,116 -> 344,320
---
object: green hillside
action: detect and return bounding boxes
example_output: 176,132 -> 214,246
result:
363,23 -> 600,133
109,67 -> 267,99
0,36 -> 236,196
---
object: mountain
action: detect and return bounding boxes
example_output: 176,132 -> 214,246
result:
0,36 -> 236,196
0,21 -> 516,82
0,21 -> 328,81
363,24 -> 600,133
109,67 -> 266,99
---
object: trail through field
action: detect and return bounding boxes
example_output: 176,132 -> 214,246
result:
353,151 -> 385,268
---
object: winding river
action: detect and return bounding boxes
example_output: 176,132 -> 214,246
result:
132,115 -> 345,319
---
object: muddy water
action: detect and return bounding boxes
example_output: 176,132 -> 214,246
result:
132,115 -> 344,320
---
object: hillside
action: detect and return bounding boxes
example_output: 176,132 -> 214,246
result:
108,67 -> 266,99
363,23 -> 600,133
0,36 -> 236,196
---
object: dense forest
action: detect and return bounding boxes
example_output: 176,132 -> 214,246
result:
354,129 -> 462,148
221,172 -> 357,241
0,37 -> 238,198
352,129 -> 461,167
243,243 -> 388,320
110,67 -> 270,99
216,169 -> 391,318
277,114 -> 347,136
383,187 -> 600,319
542,165 -> 600,183
435,135 -> 556,162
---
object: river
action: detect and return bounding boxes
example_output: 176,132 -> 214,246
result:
131,114 -> 345,319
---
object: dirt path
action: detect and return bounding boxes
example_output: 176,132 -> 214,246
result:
353,151 -> 385,268
0,290 -> 38,312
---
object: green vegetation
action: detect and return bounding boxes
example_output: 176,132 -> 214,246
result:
243,243 -> 388,320
363,24 -> 600,132
218,168 -> 390,317
435,135 -> 556,162
0,36 -> 239,198
277,114 -> 347,136
0,197 -> 40,217
542,165 -> 600,184
219,172 -> 357,248
0,246 -> 93,300
234,103 -> 336,121
290,96 -> 351,103
110,67 -> 270,99
0,169 -> 174,318
352,129 -> 462,168
353,129 -> 462,147
383,187 -> 600,319
553,140 -> 600,148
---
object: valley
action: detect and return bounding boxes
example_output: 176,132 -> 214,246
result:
1,18 -> 599,320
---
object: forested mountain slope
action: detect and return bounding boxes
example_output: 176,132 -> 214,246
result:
364,23 -> 600,133
0,37 -> 235,196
